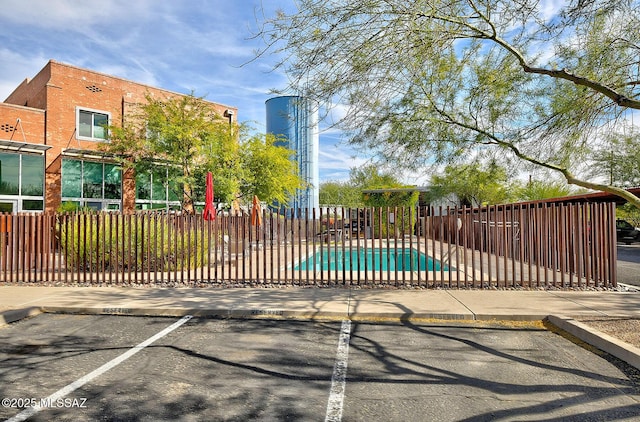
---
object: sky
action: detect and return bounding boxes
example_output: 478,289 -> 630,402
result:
0,0 -> 369,182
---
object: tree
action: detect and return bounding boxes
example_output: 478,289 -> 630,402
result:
258,0 -> 640,208
591,129 -> 640,187
319,181 -> 363,207
239,132 -> 303,207
347,165 -> 418,236
515,179 -> 575,202
426,162 -> 515,207
105,93 -> 303,211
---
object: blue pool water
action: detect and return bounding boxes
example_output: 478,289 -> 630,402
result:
294,247 -> 449,271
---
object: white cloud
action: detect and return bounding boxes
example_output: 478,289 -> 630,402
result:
0,49 -> 50,100
538,0 -> 568,22
0,0 -> 366,182
0,0 -> 155,30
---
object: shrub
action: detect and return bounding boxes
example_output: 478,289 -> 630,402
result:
57,213 -> 216,272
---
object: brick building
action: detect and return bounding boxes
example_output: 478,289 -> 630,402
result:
0,60 -> 236,213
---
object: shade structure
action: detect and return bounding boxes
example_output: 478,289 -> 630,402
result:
203,172 -> 216,221
251,195 -> 262,226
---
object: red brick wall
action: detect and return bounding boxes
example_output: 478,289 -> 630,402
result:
3,60 -> 237,213
0,103 -> 45,143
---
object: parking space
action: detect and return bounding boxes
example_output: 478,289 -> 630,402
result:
1,314 -> 640,421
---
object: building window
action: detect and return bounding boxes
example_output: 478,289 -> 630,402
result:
76,108 -> 109,140
0,151 -> 45,212
61,158 -> 121,211
135,167 -> 182,211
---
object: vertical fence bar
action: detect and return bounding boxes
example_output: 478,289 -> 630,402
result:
584,204 -> 592,286
304,208 -> 309,285
550,204 -> 556,287
126,213 -> 132,284
1,215 -> 7,283
591,204 -> 600,286
15,214 -> 21,283
312,208 -> 317,286
500,205 -> 507,287
23,214 -> 30,283
145,213 -> 151,284
36,214 -> 42,282
468,206 -> 475,287
529,204 -> 536,287
453,206 -> 459,288
559,204 -> 567,287
322,208 -> 329,285
39,214 -> 46,282
517,206 -> 525,287
415,206 -> 422,286
445,206 -> 452,287
460,207 -> 467,288
597,203 -> 606,285
50,214 -> 57,283
283,209 -> 289,284
608,202 -> 617,287
9,214 -> 15,283
331,207 -> 337,285
336,207 -> 344,285
573,204 -> 582,287
276,210 -> 282,284
490,206 -> 497,287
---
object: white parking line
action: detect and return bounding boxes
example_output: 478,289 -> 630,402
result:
325,319 -> 352,422
5,315 -> 193,422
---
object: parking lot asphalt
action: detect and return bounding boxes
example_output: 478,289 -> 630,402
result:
1,285 -> 640,373
1,314 -> 639,421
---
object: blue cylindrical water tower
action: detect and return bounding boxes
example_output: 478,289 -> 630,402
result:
265,96 -> 319,214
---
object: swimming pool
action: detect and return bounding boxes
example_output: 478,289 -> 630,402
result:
294,247 -> 449,271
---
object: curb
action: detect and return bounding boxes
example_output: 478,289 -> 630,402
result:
0,307 -> 41,327
40,306 -> 351,321
547,315 -> 640,371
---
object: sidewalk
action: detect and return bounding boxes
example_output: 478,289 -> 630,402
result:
2,285 -> 640,369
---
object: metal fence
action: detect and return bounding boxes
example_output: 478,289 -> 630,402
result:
0,201 -> 617,288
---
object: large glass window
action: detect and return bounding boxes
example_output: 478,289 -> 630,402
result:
0,152 -> 44,212
77,108 -> 109,140
83,161 -> 103,198
135,166 -> 182,210
61,160 -> 82,197
61,158 -> 121,210
0,153 -> 19,195
104,164 -> 121,199
21,155 -> 44,196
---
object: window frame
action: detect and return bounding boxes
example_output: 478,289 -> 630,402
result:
76,106 -> 111,141
0,151 -> 45,212
135,166 -> 182,211
61,158 -> 122,211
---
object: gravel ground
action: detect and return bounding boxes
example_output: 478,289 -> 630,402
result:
572,316 -> 640,349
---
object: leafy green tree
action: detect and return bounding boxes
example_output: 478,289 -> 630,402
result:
617,203 -> 640,227
514,179 -> 574,202
239,133 -> 303,207
350,165 -> 419,236
349,165 -> 402,190
319,181 -> 363,207
105,93 -> 303,211
426,162 -> 515,207
591,129 -> 640,187
258,0 -> 640,208
105,93 -> 226,213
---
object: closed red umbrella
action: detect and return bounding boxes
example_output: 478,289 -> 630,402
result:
203,171 -> 216,221
251,195 -> 262,226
